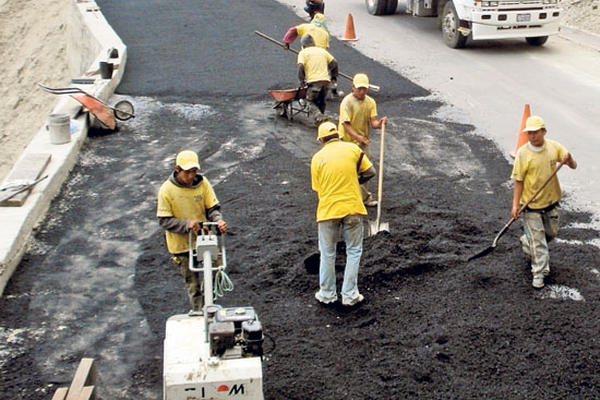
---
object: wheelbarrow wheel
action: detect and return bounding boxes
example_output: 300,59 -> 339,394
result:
114,100 -> 135,121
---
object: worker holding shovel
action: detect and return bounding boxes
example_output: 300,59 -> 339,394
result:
339,73 -> 387,207
311,121 -> 375,306
511,116 -> 577,289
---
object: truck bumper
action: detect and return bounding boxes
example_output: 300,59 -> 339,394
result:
468,8 -> 561,40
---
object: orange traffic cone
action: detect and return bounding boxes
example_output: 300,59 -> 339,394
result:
341,13 -> 358,41
509,103 -> 531,159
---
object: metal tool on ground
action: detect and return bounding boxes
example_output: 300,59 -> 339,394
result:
468,161 -> 565,261
164,223 -> 264,399
368,121 -> 389,235
254,31 -> 381,92
0,175 -> 48,205
38,83 -> 135,131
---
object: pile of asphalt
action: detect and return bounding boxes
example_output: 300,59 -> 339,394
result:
1,0 -> 598,399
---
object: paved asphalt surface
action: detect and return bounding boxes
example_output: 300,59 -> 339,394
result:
1,1 -> 599,399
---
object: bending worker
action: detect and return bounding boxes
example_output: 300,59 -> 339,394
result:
157,150 -> 228,312
297,34 -> 338,125
311,121 -> 375,306
339,73 -> 387,207
283,12 -> 330,49
510,116 -> 577,289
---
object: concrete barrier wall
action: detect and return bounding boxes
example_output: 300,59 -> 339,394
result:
0,0 -> 127,295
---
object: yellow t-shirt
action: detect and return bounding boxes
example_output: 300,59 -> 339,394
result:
338,94 -> 377,143
157,177 -> 219,254
297,47 -> 334,84
511,139 -> 568,209
311,140 -> 373,222
296,23 -> 329,49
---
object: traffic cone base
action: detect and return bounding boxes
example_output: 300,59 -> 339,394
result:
341,13 -> 358,41
510,103 -> 531,159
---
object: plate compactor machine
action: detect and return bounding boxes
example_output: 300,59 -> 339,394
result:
163,223 -> 264,399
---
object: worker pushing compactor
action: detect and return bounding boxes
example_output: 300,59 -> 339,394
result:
157,150 -> 228,313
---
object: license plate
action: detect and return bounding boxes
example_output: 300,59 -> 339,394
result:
517,13 -> 531,22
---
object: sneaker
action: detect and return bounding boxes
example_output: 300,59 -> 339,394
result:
364,199 -> 378,207
532,276 -> 544,289
315,292 -> 336,304
342,294 -> 364,306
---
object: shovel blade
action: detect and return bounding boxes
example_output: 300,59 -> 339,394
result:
467,245 -> 495,261
368,221 -> 389,236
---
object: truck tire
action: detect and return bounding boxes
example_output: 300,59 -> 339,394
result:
526,36 -> 548,46
441,1 -> 467,48
366,0 -> 395,15
385,0 -> 398,14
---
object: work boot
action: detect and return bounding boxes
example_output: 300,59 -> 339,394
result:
315,291 -> 337,304
532,275 -> 545,289
342,294 -> 364,306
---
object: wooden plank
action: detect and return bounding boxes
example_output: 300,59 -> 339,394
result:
51,387 -> 69,400
66,358 -> 96,400
0,153 -> 50,207
77,385 -> 96,400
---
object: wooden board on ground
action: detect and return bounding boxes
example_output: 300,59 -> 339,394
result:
65,358 -> 96,400
0,153 -> 50,207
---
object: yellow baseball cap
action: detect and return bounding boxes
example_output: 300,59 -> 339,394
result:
353,73 -> 369,89
524,116 -> 546,132
176,150 -> 200,170
317,121 -> 339,140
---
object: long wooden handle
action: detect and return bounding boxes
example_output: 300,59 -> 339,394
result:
254,31 -> 381,92
375,122 -> 386,229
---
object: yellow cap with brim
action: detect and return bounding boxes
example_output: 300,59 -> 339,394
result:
176,150 -> 200,170
353,73 -> 369,89
523,116 -> 546,132
317,121 -> 339,140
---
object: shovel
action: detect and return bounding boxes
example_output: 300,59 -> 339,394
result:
468,160 -> 565,261
368,121 -> 389,235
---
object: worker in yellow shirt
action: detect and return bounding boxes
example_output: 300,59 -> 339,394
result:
311,121 -> 375,306
339,73 -> 387,206
510,116 -> 577,289
297,34 -> 338,125
283,13 -> 330,49
157,150 -> 228,313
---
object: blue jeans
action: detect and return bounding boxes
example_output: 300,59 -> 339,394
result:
316,215 -> 364,303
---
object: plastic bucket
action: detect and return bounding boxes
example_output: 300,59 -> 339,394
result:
47,113 -> 71,145
99,61 -> 114,79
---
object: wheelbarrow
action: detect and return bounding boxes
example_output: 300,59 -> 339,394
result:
38,83 -> 135,131
268,87 -> 308,121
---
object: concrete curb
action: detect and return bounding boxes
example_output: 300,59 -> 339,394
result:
0,0 -> 127,295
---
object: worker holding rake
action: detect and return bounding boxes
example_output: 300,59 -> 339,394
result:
511,116 -> 577,289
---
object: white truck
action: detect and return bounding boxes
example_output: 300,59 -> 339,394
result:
365,0 -> 562,48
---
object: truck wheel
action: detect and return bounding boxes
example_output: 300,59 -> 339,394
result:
366,0 -> 391,15
385,0 -> 398,14
526,36 -> 548,46
442,1 -> 467,48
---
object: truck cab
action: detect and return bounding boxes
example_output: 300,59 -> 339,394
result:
365,0 -> 561,48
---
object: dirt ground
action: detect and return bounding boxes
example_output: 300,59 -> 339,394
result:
1,1 -> 600,399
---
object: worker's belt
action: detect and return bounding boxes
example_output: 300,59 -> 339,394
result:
524,201 -> 559,214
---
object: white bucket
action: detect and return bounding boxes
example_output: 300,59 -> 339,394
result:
47,113 -> 71,145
